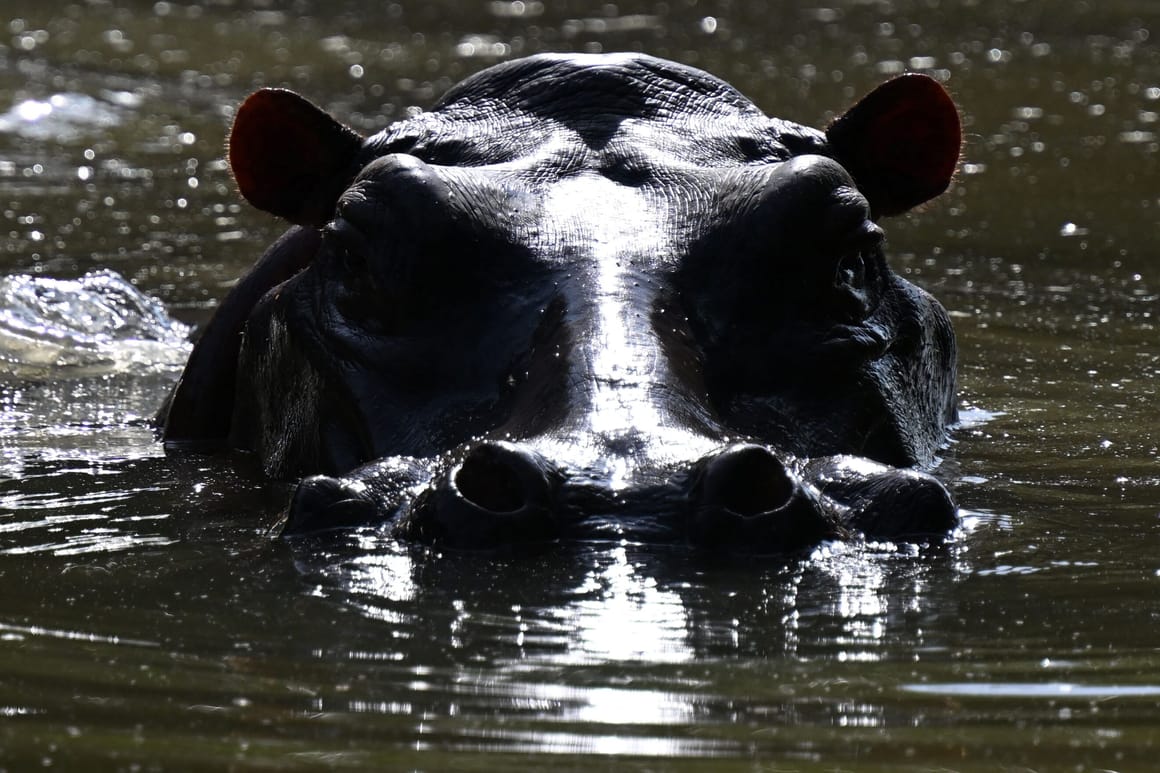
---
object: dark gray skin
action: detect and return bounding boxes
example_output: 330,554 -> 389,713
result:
161,53 -> 963,552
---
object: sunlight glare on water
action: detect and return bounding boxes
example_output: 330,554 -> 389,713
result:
553,546 -> 691,664
904,682 -> 1160,698
4,0 -> 1160,769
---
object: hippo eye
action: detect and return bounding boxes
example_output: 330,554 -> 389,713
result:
835,250 -> 867,291
336,241 -> 368,278
831,240 -> 881,321
323,221 -> 372,278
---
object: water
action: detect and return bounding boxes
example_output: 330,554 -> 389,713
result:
3,1 -> 1160,769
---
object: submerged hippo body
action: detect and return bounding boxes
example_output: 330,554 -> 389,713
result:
162,53 -> 963,551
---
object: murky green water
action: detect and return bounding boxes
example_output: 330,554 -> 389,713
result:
3,1 -> 1160,770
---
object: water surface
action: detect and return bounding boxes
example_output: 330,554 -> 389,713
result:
2,1 -> 1160,770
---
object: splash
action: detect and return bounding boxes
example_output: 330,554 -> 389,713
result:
0,269 -> 191,377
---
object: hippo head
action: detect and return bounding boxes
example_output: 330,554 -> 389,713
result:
161,53 -> 962,552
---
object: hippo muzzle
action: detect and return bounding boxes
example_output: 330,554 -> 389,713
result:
160,53 -> 963,553
282,439 -> 955,552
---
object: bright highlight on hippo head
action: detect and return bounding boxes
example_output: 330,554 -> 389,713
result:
159,53 -> 963,553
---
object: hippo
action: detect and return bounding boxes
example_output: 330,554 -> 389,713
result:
159,53 -> 963,552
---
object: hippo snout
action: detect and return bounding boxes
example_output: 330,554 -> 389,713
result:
407,441 -> 842,552
282,438 -> 957,553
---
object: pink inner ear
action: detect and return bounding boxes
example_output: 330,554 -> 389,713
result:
827,74 -> 962,218
228,88 -> 362,225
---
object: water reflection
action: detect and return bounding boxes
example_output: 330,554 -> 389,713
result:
294,541 -> 729,756
5,0 -> 1160,766
565,555 -> 687,662
321,540 -> 697,663
330,537 -> 421,624
287,531 -> 975,750
322,536 -> 968,671
0,459 -> 177,555
810,543 -> 904,663
905,682 -> 1160,698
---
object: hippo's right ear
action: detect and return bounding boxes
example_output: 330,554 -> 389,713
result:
229,88 -> 363,226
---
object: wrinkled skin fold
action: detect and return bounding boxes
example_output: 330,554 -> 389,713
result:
160,53 -> 963,553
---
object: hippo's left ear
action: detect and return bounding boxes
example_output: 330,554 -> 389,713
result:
229,88 -> 364,226
826,74 -> 961,218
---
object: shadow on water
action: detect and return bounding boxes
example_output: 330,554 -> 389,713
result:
3,0 -> 1160,769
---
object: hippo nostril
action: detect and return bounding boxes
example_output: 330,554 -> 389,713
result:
690,444 -> 834,552
408,442 -> 559,548
704,444 -> 795,516
453,447 -> 529,514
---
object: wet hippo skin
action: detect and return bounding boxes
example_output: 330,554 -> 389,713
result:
159,53 -> 962,552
